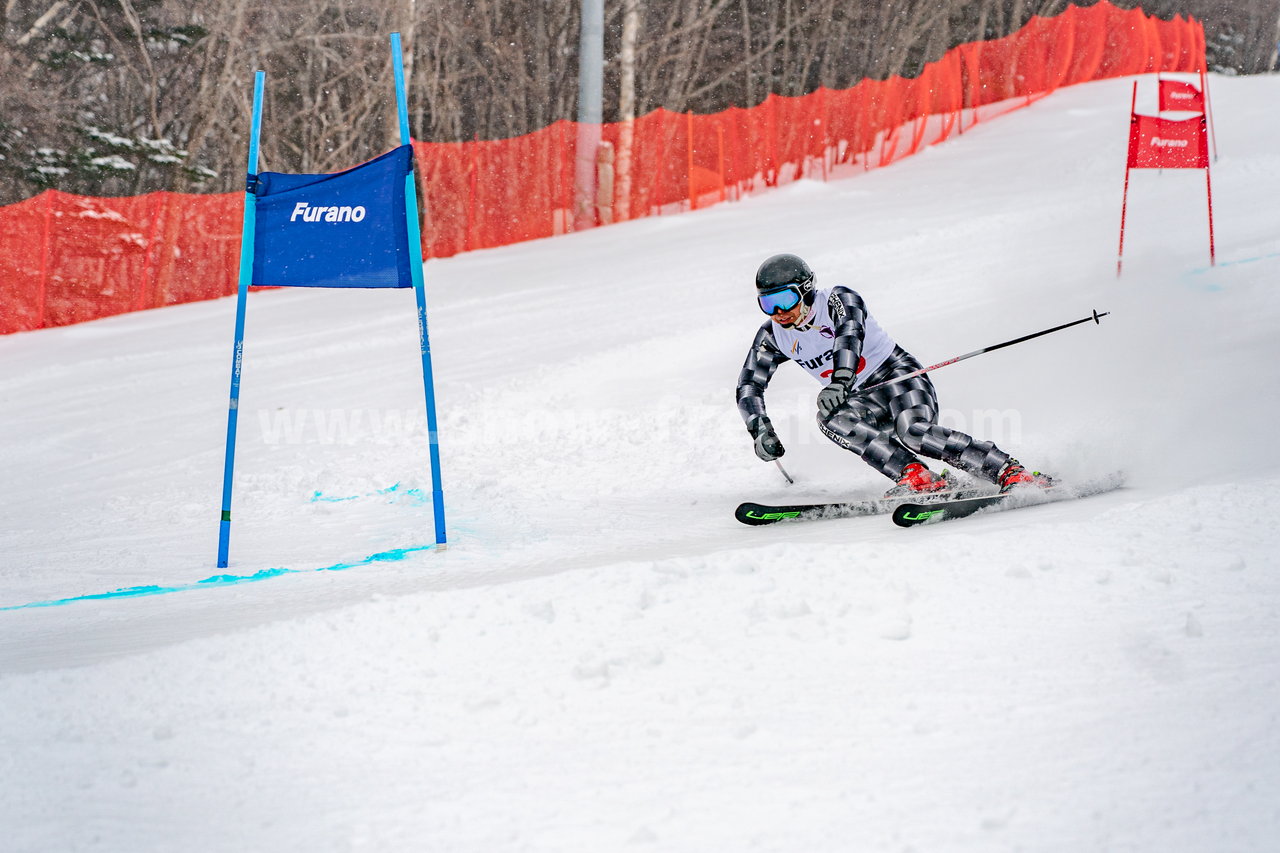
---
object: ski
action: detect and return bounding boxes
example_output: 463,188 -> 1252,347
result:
735,484 -> 994,526
891,472 -> 1125,528
891,494 -> 1005,526
735,498 -> 895,526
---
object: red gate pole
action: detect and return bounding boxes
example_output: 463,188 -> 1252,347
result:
1205,167 -> 1216,266
1203,114 -> 1216,266
1116,163 -> 1133,278
1199,67 -> 1219,162
1116,81 -> 1138,278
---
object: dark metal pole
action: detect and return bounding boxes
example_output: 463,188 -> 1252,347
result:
860,309 -> 1110,395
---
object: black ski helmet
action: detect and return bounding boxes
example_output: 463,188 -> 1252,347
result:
755,253 -> 815,307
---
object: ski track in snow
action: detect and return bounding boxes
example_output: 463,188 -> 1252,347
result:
2,75 -> 1280,852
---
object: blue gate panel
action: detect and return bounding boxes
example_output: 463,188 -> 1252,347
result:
251,145 -> 414,288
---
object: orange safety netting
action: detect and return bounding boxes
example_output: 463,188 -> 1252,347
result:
1,1 -> 1204,335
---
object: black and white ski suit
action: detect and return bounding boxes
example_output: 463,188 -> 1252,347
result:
736,285 -> 1013,484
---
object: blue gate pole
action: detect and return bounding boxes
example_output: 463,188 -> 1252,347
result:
217,70 -> 266,568
392,33 -> 447,548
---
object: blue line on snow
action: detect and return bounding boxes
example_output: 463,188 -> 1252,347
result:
310,490 -> 358,503
0,545 -> 438,612
1188,250 -> 1280,276
309,482 -> 431,506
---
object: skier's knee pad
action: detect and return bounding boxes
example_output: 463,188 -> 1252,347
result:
819,399 -> 875,432
892,410 -> 936,453
819,407 -> 881,453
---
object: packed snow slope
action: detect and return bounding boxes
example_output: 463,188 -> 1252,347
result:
3,74 -> 1280,852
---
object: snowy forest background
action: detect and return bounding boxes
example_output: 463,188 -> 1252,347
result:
1,0 -> 1278,205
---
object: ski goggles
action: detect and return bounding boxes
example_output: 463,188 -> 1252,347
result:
758,286 -> 803,315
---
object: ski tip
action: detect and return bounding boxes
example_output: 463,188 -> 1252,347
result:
735,502 -> 793,526
891,503 -> 950,527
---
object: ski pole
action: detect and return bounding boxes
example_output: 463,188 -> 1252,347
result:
774,459 -> 795,485
860,308 -> 1109,395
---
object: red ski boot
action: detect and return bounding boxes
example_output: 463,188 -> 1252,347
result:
997,458 -> 1054,493
884,462 -> 951,500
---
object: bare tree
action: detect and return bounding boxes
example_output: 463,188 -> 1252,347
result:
615,0 -> 640,221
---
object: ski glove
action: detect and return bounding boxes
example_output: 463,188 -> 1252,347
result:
749,416 -> 785,461
816,368 -> 857,418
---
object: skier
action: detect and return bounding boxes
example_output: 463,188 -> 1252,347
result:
736,253 -> 1050,498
